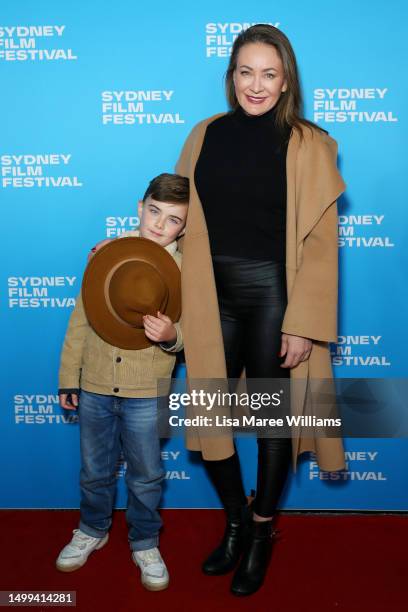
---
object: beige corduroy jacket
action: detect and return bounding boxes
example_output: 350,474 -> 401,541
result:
58,231 -> 183,398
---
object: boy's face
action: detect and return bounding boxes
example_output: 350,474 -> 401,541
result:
138,196 -> 188,247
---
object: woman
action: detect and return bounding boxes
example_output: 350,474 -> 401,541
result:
176,24 -> 346,596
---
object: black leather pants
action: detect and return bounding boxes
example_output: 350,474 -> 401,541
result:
203,256 -> 292,518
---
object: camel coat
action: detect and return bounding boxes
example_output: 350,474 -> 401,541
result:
175,113 -> 347,473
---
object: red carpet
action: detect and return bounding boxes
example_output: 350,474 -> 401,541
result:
1,510 -> 406,612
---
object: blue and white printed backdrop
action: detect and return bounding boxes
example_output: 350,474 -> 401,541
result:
1,0 -> 407,509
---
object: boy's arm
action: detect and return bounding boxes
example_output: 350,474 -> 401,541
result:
143,312 -> 183,353
159,319 -> 183,353
86,231 -> 135,260
59,293 -> 89,392
87,238 -> 112,261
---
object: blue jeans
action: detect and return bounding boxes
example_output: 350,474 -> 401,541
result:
78,390 -> 165,552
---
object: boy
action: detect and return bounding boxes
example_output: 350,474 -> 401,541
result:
56,173 -> 188,591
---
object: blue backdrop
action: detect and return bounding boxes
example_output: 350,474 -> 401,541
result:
1,0 -> 407,510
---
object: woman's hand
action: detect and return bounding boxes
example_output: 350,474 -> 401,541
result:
279,333 -> 312,368
143,311 -> 177,344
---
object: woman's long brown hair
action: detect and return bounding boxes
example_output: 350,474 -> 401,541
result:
225,24 -> 325,138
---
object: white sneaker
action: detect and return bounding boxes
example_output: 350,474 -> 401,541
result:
132,547 -> 169,591
56,529 -> 109,572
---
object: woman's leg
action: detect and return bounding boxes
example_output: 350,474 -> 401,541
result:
245,293 -> 292,520
202,257 -> 250,575
231,261 -> 291,595
253,437 -> 292,517
202,281 -> 247,515
203,452 -> 247,517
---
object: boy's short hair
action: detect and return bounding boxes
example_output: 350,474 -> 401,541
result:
142,173 -> 189,205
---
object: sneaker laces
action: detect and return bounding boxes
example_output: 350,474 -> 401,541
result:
67,529 -> 97,552
136,548 -> 166,577
140,548 -> 161,565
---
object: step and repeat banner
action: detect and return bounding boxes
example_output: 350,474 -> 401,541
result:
1,0 -> 407,509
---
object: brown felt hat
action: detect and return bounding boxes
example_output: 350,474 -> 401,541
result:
82,237 -> 181,349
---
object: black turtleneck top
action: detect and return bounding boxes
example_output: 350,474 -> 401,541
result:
194,105 -> 291,262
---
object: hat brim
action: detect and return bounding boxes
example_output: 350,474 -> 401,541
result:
82,237 -> 181,350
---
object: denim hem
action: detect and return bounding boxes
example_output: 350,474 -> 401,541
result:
79,520 -> 109,539
130,535 -> 159,552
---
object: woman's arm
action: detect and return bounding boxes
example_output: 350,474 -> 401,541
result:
281,199 -> 339,343
279,130 -> 344,367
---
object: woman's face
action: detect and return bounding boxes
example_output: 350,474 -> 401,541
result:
233,42 -> 287,116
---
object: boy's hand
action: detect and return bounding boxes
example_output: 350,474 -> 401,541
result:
87,238 -> 112,261
60,393 -> 79,411
143,311 -> 177,344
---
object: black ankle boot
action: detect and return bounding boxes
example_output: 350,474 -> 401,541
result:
230,519 -> 275,596
202,505 -> 251,575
